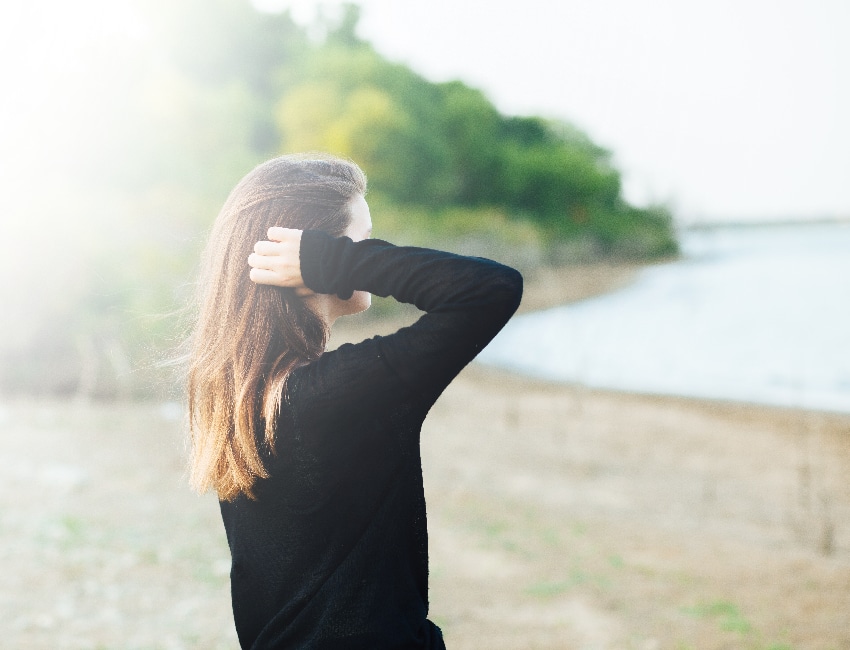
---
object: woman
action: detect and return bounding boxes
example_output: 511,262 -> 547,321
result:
187,154 -> 523,649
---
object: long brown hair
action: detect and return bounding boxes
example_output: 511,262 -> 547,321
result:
187,154 -> 367,501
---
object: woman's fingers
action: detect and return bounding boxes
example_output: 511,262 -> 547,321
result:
247,252 -> 299,283
253,240 -> 280,255
247,252 -> 276,271
248,227 -> 305,287
249,267 -> 284,286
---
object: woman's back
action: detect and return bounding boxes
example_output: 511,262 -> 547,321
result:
187,156 -> 521,649
221,231 -> 522,649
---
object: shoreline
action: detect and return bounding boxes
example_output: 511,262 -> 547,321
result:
471,361 -> 850,422
477,361 -> 850,419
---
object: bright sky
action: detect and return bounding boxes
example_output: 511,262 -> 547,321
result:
0,1 -> 149,179
256,0 -> 850,223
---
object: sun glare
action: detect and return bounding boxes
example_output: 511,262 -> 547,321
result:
0,0 -> 151,175
0,0 -> 155,286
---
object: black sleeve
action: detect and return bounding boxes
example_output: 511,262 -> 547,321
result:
285,230 -> 522,437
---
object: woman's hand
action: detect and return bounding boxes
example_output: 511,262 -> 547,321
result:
248,227 -> 313,295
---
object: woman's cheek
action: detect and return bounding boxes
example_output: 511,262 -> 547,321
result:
354,291 -> 371,313
338,290 -> 371,317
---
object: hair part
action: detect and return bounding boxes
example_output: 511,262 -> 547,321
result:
187,154 -> 367,501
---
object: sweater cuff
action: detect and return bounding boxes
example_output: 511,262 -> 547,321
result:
299,230 -> 356,300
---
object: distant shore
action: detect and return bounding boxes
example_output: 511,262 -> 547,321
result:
683,215 -> 850,230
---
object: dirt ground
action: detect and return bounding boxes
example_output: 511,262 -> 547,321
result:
1,264 -> 848,650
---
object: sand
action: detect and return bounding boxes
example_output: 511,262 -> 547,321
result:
1,263 -> 848,649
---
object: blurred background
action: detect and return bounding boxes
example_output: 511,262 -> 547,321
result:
1,0 -> 848,401
1,1 -> 848,648
0,0 -> 684,398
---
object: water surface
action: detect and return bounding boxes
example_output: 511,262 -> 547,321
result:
479,223 -> 850,412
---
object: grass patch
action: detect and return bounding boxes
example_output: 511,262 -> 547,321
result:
525,580 -> 574,598
540,527 -> 560,547
481,520 -> 509,540
525,566 -> 603,598
571,522 -> 587,537
682,600 -> 752,634
464,514 -> 531,557
60,515 -> 86,539
608,554 -> 625,569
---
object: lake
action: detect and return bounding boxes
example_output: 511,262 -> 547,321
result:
478,222 -> 850,413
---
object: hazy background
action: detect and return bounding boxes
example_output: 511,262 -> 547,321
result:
1,0 -> 686,398
2,0 -> 847,400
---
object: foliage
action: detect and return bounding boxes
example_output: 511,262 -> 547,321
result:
0,0 -> 677,397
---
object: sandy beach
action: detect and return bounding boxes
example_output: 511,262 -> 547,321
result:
1,264 -> 848,649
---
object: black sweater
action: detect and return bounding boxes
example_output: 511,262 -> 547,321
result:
219,231 -> 523,649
